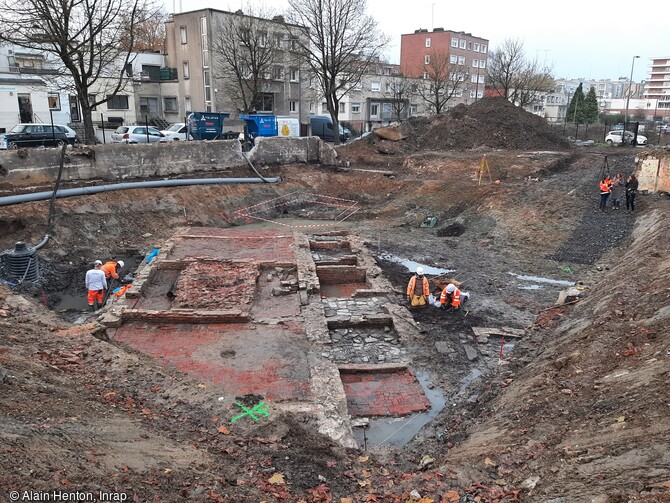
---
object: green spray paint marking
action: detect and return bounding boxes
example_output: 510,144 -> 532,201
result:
231,401 -> 269,422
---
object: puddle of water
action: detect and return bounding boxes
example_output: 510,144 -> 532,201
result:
378,254 -> 454,276
54,293 -> 89,312
519,284 -> 542,290
458,368 -> 482,392
508,272 -> 574,287
351,371 -> 446,450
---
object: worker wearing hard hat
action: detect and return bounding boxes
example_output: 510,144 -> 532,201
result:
440,283 -> 470,310
85,260 -> 107,311
101,260 -> 125,280
407,266 -> 430,307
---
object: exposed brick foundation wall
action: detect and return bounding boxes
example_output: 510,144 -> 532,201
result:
316,265 -> 366,284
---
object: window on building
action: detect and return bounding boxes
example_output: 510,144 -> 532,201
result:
471,74 -> 477,83
309,101 -> 315,114
259,31 -> 268,47
275,34 -> 283,47
370,103 -> 379,117
48,93 -> 60,110
182,61 -> 190,79
470,90 -> 476,98
450,55 -> 457,64
451,38 -> 458,48
201,17 -> 209,67
321,102 -> 328,113
479,75 -> 485,84
185,96 -> 192,112
473,59 -> 479,68
180,26 -> 187,44
410,104 -> 417,115
204,70 -> 211,102
477,90 -> 483,98
425,37 -> 431,48
164,97 -> 178,113
141,65 -> 161,80
460,39 -> 466,49
384,67 -> 391,75
474,43 -> 480,52
290,68 -> 299,81
351,102 -> 361,113
68,95 -> 80,122
253,93 -> 273,113
273,66 -> 283,80
454,88 -> 463,97
482,45 -> 487,53
423,72 -> 429,79
106,95 -> 129,110
353,80 -> 362,90
371,81 -> 380,91
458,56 -> 465,65
88,94 -> 96,111
479,60 -> 485,69
139,97 -> 158,114
289,100 -> 297,112
424,55 -> 430,64
339,102 -> 345,113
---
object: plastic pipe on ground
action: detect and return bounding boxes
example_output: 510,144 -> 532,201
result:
0,177 -> 281,207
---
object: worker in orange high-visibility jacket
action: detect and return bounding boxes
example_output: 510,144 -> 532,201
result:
101,260 -> 124,280
407,267 -> 430,307
440,283 -> 469,310
599,176 -> 612,211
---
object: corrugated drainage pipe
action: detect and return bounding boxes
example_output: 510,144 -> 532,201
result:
0,177 -> 281,207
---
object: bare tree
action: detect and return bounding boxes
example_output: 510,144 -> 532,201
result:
211,9 -> 280,113
120,6 -> 169,53
285,0 -> 388,144
487,38 -> 554,108
386,76 -> 413,122
0,0 -> 158,144
415,51 -> 468,114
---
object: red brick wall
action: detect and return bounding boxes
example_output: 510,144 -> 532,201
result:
316,266 -> 366,284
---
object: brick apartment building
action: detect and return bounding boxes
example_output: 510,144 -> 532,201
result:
400,28 -> 489,105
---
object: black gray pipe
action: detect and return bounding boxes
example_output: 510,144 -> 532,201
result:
0,177 -> 281,207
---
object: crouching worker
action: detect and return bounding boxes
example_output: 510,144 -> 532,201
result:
440,283 -> 470,311
407,267 -> 430,308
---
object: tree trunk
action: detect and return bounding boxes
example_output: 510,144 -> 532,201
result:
80,99 -> 96,145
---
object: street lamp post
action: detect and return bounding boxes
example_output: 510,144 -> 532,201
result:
623,55 -> 640,145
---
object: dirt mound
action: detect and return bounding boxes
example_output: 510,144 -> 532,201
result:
339,97 -> 571,166
410,97 -> 572,151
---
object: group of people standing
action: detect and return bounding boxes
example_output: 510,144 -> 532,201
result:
599,173 -> 638,212
406,267 -> 469,311
85,259 -> 125,311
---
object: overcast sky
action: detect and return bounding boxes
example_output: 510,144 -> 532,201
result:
165,0 -> 668,82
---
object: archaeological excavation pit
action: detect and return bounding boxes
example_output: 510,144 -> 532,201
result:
323,316 -> 405,364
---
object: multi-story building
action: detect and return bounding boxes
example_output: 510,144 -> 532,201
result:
88,52 -> 179,131
0,46 -> 71,133
644,57 -> 670,117
165,9 -> 309,125
400,28 -> 489,107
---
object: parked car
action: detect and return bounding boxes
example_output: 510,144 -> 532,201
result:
605,130 -> 648,146
160,123 -> 191,141
0,123 -> 71,149
111,125 -> 166,144
54,125 -> 79,143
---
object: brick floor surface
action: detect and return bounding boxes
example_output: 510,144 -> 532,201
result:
115,322 -> 310,401
340,370 -> 430,417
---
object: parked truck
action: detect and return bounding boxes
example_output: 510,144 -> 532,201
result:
187,112 -> 231,140
239,114 -> 300,146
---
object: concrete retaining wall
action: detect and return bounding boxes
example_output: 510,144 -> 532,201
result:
0,136 -> 339,188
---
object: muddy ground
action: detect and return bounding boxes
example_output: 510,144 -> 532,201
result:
1,103 -> 670,502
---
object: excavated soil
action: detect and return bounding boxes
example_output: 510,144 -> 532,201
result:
1,99 -> 669,502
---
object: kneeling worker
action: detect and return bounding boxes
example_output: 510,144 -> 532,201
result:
407,266 -> 430,307
440,283 -> 469,310
101,260 -> 125,281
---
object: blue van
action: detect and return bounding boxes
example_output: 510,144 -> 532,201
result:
309,116 -> 349,142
